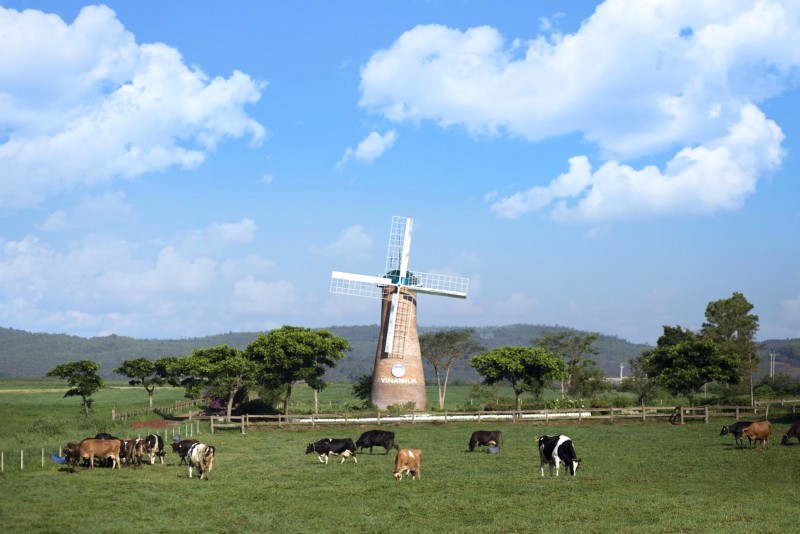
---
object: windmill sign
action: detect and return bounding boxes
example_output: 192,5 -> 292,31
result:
331,216 -> 469,410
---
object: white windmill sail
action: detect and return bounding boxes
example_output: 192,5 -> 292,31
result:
330,215 -> 469,355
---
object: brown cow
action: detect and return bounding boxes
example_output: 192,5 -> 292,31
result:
77,438 -> 121,469
742,421 -> 771,449
62,441 -> 81,472
393,448 -> 422,481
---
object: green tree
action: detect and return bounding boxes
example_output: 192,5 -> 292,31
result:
182,345 -> 258,421
351,373 -> 373,409
470,346 -> 566,413
420,328 -> 485,410
247,326 -> 350,417
701,292 -> 760,407
114,357 -> 164,410
622,355 -> 660,407
642,327 -> 740,405
46,360 -> 104,417
532,330 -> 599,397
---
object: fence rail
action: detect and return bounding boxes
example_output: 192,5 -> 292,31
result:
198,399 -> 800,433
112,399 -> 202,421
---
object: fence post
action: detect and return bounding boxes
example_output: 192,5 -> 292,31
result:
21,449 -> 24,471
704,405 -> 709,424
240,416 -> 245,435
679,408 -> 684,425
765,405 -> 770,419
378,411 -> 381,426
210,418 -> 215,434
412,410 -> 416,424
735,406 -> 740,420
41,448 -> 44,468
111,405 -> 116,421
642,405 -> 646,422
610,406 -> 614,424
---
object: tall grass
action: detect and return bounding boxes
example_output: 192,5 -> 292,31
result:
1,381 -> 798,533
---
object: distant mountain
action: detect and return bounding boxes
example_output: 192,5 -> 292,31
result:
1,324 -> 794,381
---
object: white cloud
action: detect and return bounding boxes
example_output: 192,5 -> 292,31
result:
491,104 -> 784,221
336,130 -> 397,170
0,5 -> 266,212
311,225 -> 373,260
360,0 -> 800,221
230,276 -> 300,315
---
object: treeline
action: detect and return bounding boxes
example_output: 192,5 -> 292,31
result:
2,324 -> 796,382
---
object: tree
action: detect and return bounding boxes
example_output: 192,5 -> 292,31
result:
247,326 -> 350,417
642,327 -> 740,405
46,360 -> 104,417
470,346 -> 566,413
420,329 -> 485,410
351,373 -> 373,409
114,357 -> 165,410
701,292 -> 760,407
532,331 -> 599,397
622,355 -> 659,407
182,345 -> 258,421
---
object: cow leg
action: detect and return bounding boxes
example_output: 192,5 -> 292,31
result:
540,461 -> 545,477
189,465 -> 193,478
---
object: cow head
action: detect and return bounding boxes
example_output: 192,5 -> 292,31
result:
305,443 -> 315,454
719,426 -> 730,436
781,434 -> 791,445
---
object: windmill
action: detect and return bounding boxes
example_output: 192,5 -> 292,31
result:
330,216 -> 469,410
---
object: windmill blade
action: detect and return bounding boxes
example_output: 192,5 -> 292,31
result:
385,216 -> 413,280
405,271 -> 469,298
384,290 -> 399,354
330,271 -> 389,298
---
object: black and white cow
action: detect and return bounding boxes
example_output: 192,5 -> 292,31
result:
537,435 -> 581,477
145,434 -> 165,465
720,421 -> 754,447
187,442 -> 215,480
171,439 -> 199,466
305,438 -> 358,464
356,430 -> 399,454
468,430 -> 502,452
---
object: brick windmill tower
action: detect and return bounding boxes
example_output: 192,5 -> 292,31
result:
331,216 -> 469,410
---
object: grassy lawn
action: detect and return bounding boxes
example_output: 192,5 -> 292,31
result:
1,381 -> 798,533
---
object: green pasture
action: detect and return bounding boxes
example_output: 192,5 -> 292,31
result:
1,383 -> 798,533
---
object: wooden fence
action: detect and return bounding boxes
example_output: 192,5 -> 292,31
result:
199,399 -> 800,434
112,399 -> 202,421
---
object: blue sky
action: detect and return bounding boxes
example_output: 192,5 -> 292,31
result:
1,0 -> 798,345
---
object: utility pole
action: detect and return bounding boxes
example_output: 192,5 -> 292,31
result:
769,351 -> 776,378
619,363 -> 624,380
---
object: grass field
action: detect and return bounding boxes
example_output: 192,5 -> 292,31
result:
1,382 -> 798,533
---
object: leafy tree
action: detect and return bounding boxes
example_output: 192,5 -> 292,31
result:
532,330 -> 599,397
570,363 -> 609,398
471,346 -> 566,413
114,357 -> 165,409
351,373 -> 373,409
247,326 -> 350,417
642,327 -> 740,405
701,292 -> 760,407
46,360 -> 104,416
420,329 -> 485,410
182,345 -> 258,421
622,355 -> 660,407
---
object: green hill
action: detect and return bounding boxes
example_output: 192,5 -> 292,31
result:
2,324 -> 794,382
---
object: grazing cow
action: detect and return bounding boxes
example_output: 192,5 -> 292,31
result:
393,448 -> 422,481
171,439 -> 199,466
781,421 -> 800,445
537,435 -> 581,477
305,438 -> 358,464
742,421 -> 771,449
129,438 -> 146,468
77,438 -> 121,469
356,430 -> 399,454
187,443 -> 215,480
719,421 -> 754,447
469,430 -> 502,452
145,434 -> 165,465
118,438 -> 137,465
